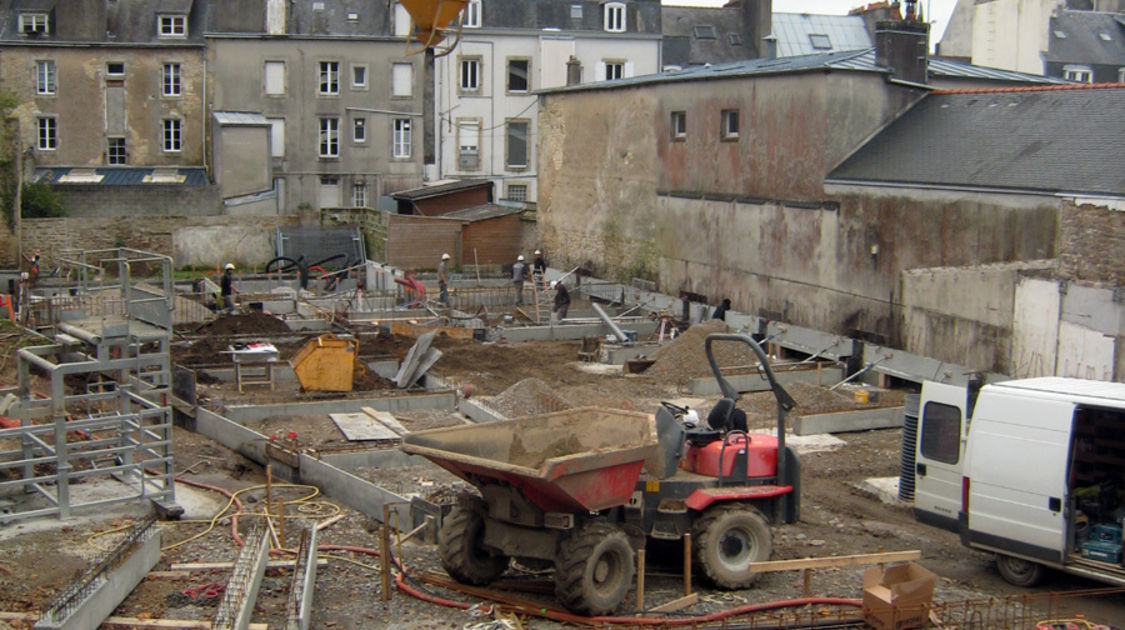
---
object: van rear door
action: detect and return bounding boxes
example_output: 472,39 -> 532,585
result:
913,381 -> 967,532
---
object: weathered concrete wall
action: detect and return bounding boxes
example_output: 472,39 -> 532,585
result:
214,125 -> 272,198
21,215 -> 300,268
1011,276 -> 1061,378
1059,202 -> 1125,285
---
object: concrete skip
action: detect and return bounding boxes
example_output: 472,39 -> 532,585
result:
689,365 -> 845,396
793,406 -> 904,436
33,526 -> 161,630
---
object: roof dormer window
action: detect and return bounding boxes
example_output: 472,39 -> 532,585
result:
604,2 -> 625,33
694,25 -> 716,39
158,14 -> 187,38
19,13 -> 50,36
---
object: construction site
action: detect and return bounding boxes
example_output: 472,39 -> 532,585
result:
0,247 -> 1122,630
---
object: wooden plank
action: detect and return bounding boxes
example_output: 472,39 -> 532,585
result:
360,407 -> 408,435
329,412 -> 401,441
748,550 -> 921,573
649,593 -> 699,613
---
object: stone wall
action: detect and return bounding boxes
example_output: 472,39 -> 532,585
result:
321,207 -> 390,262
1059,201 -> 1125,285
56,185 -> 222,218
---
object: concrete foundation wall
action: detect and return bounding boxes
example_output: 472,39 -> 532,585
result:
222,391 -> 455,423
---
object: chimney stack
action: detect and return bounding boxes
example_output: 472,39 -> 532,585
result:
874,8 -> 929,85
566,56 -> 582,86
739,0 -> 772,60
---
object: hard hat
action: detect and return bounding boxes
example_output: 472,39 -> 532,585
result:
550,281 -> 558,289
225,263 -> 235,270
534,250 -> 541,255
442,253 -> 450,260
517,255 -> 525,262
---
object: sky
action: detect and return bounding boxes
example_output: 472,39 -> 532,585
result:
663,0 -> 960,46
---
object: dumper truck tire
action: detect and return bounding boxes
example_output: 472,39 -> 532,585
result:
555,521 -> 635,616
439,496 -> 508,585
996,554 -> 1046,587
693,503 -> 771,589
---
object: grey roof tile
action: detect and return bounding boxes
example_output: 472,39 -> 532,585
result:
1047,10 -> 1125,66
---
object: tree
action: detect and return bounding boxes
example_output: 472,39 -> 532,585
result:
20,182 -> 67,218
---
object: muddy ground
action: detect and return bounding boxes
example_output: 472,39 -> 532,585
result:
1,320 -> 1123,628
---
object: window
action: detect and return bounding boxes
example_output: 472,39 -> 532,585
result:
729,33 -> 742,46
693,25 -> 716,39
264,61 -> 286,95
920,402 -> 961,465
353,182 -> 367,207
570,4 -> 583,19
604,2 -> 625,32
671,111 -> 686,140
163,63 -> 181,96
162,119 -> 182,152
457,120 -> 480,169
506,184 -> 528,201
106,62 -> 125,76
809,33 -> 831,50
604,62 -> 624,81
107,137 -> 126,164
462,0 -> 481,28
319,61 -> 340,94
393,118 -> 412,159
353,117 -> 367,143
352,64 -> 368,89
268,118 -> 285,157
508,59 -> 529,93
36,60 -> 56,95
506,120 -> 528,168
37,117 -> 57,150
392,63 -> 413,97
721,109 -> 739,140
460,58 -> 480,91
1064,65 -> 1093,83
159,15 -> 186,37
319,117 -> 339,157
19,13 -> 49,35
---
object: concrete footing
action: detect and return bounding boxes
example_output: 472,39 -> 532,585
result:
222,390 -> 456,423
689,365 -> 845,395
498,320 -> 658,343
793,406 -> 904,436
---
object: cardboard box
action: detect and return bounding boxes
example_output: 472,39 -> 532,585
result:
862,562 -> 938,630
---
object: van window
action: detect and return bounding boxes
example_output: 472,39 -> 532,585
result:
921,402 -> 960,464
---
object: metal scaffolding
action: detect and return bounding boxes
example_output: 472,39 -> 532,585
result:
1,248 -> 178,521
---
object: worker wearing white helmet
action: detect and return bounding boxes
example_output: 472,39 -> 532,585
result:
512,254 -> 527,305
220,263 -> 237,314
438,253 -> 451,305
532,249 -> 547,288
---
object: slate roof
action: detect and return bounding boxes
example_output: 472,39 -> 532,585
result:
826,85 -> 1125,197
33,167 -> 210,186
0,0 -> 206,43
772,12 -> 872,57
662,6 -> 749,67
442,204 -> 523,222
391,179 -> 494,201
1047,10 -> 1125,66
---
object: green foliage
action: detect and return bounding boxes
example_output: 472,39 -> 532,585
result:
0,88 -> 18,229
20,182 -> 67,218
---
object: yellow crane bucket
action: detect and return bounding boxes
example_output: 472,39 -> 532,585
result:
399,0 -> 468,56
289,334 -> 366,392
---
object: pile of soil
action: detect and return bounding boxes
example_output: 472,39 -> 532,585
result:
352,367 -> 395,391
646,320 -> 753,387
192,312 -> 291,336
485,377 -> 572,419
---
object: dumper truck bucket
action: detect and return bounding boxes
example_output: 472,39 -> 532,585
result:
402,407 -> 658,513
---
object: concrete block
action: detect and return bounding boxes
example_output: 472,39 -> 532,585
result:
458,397 -> 508,424
793,406 -> 903,436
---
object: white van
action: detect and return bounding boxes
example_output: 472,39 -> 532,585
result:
912,377 -> 1125,586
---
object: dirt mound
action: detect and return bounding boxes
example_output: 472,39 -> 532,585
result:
486,377 -> 572,419
739,381 -> 860,426
193,313 -> 291,336
646,320 -> 753,387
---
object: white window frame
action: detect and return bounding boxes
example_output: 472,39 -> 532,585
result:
506,184 -> 528,201
19,13 -> 49,35
319,117 -> 339,157
106,62 -> 125,77
506,119 -> 529,169
351,64 -> 368,89
264,61 -> 286,96
353,117 -> 367,144
721,109 -> 740,140
462,0 -> 481,28
37,116 -> 57,150
604,61 -> 624,81
107,137 -> 126,164
1063,65 -> 1093,83
163,63 -> 182,97
459,57 -> 481,92
604,2 -> 626,33
393,118 -> 412,159
319,61 -> 340,95
507,58 -> 530,93
671,111 -> 686,140
353,182 -> 367,208
392,63 -> 413,97
268,118 -> 285,158
36,60 -> 56,95
162,118 -> 182,152
457,120 -> 480,170
158,14 -> 187,38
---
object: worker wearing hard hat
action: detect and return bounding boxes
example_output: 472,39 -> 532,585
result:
220,263 -> 237,313
512,254 -> 527,305
438,253 -> 451,305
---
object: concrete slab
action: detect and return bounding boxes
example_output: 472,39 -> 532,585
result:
458,397 -> 508,423
855,476 -> 909,507
329,413 -> 399,441
361,408 -> 407,434
688,365 -> 845,395
752,429 -> 846,455
222,391 -> 456,423
793,406 -> 904,436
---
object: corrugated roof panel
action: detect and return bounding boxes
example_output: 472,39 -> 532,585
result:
213,111 -> 270,125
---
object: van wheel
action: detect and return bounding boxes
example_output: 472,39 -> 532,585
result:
996,554 -> 1046,587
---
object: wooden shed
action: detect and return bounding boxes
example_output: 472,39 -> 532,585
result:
386,203 -> 522,270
